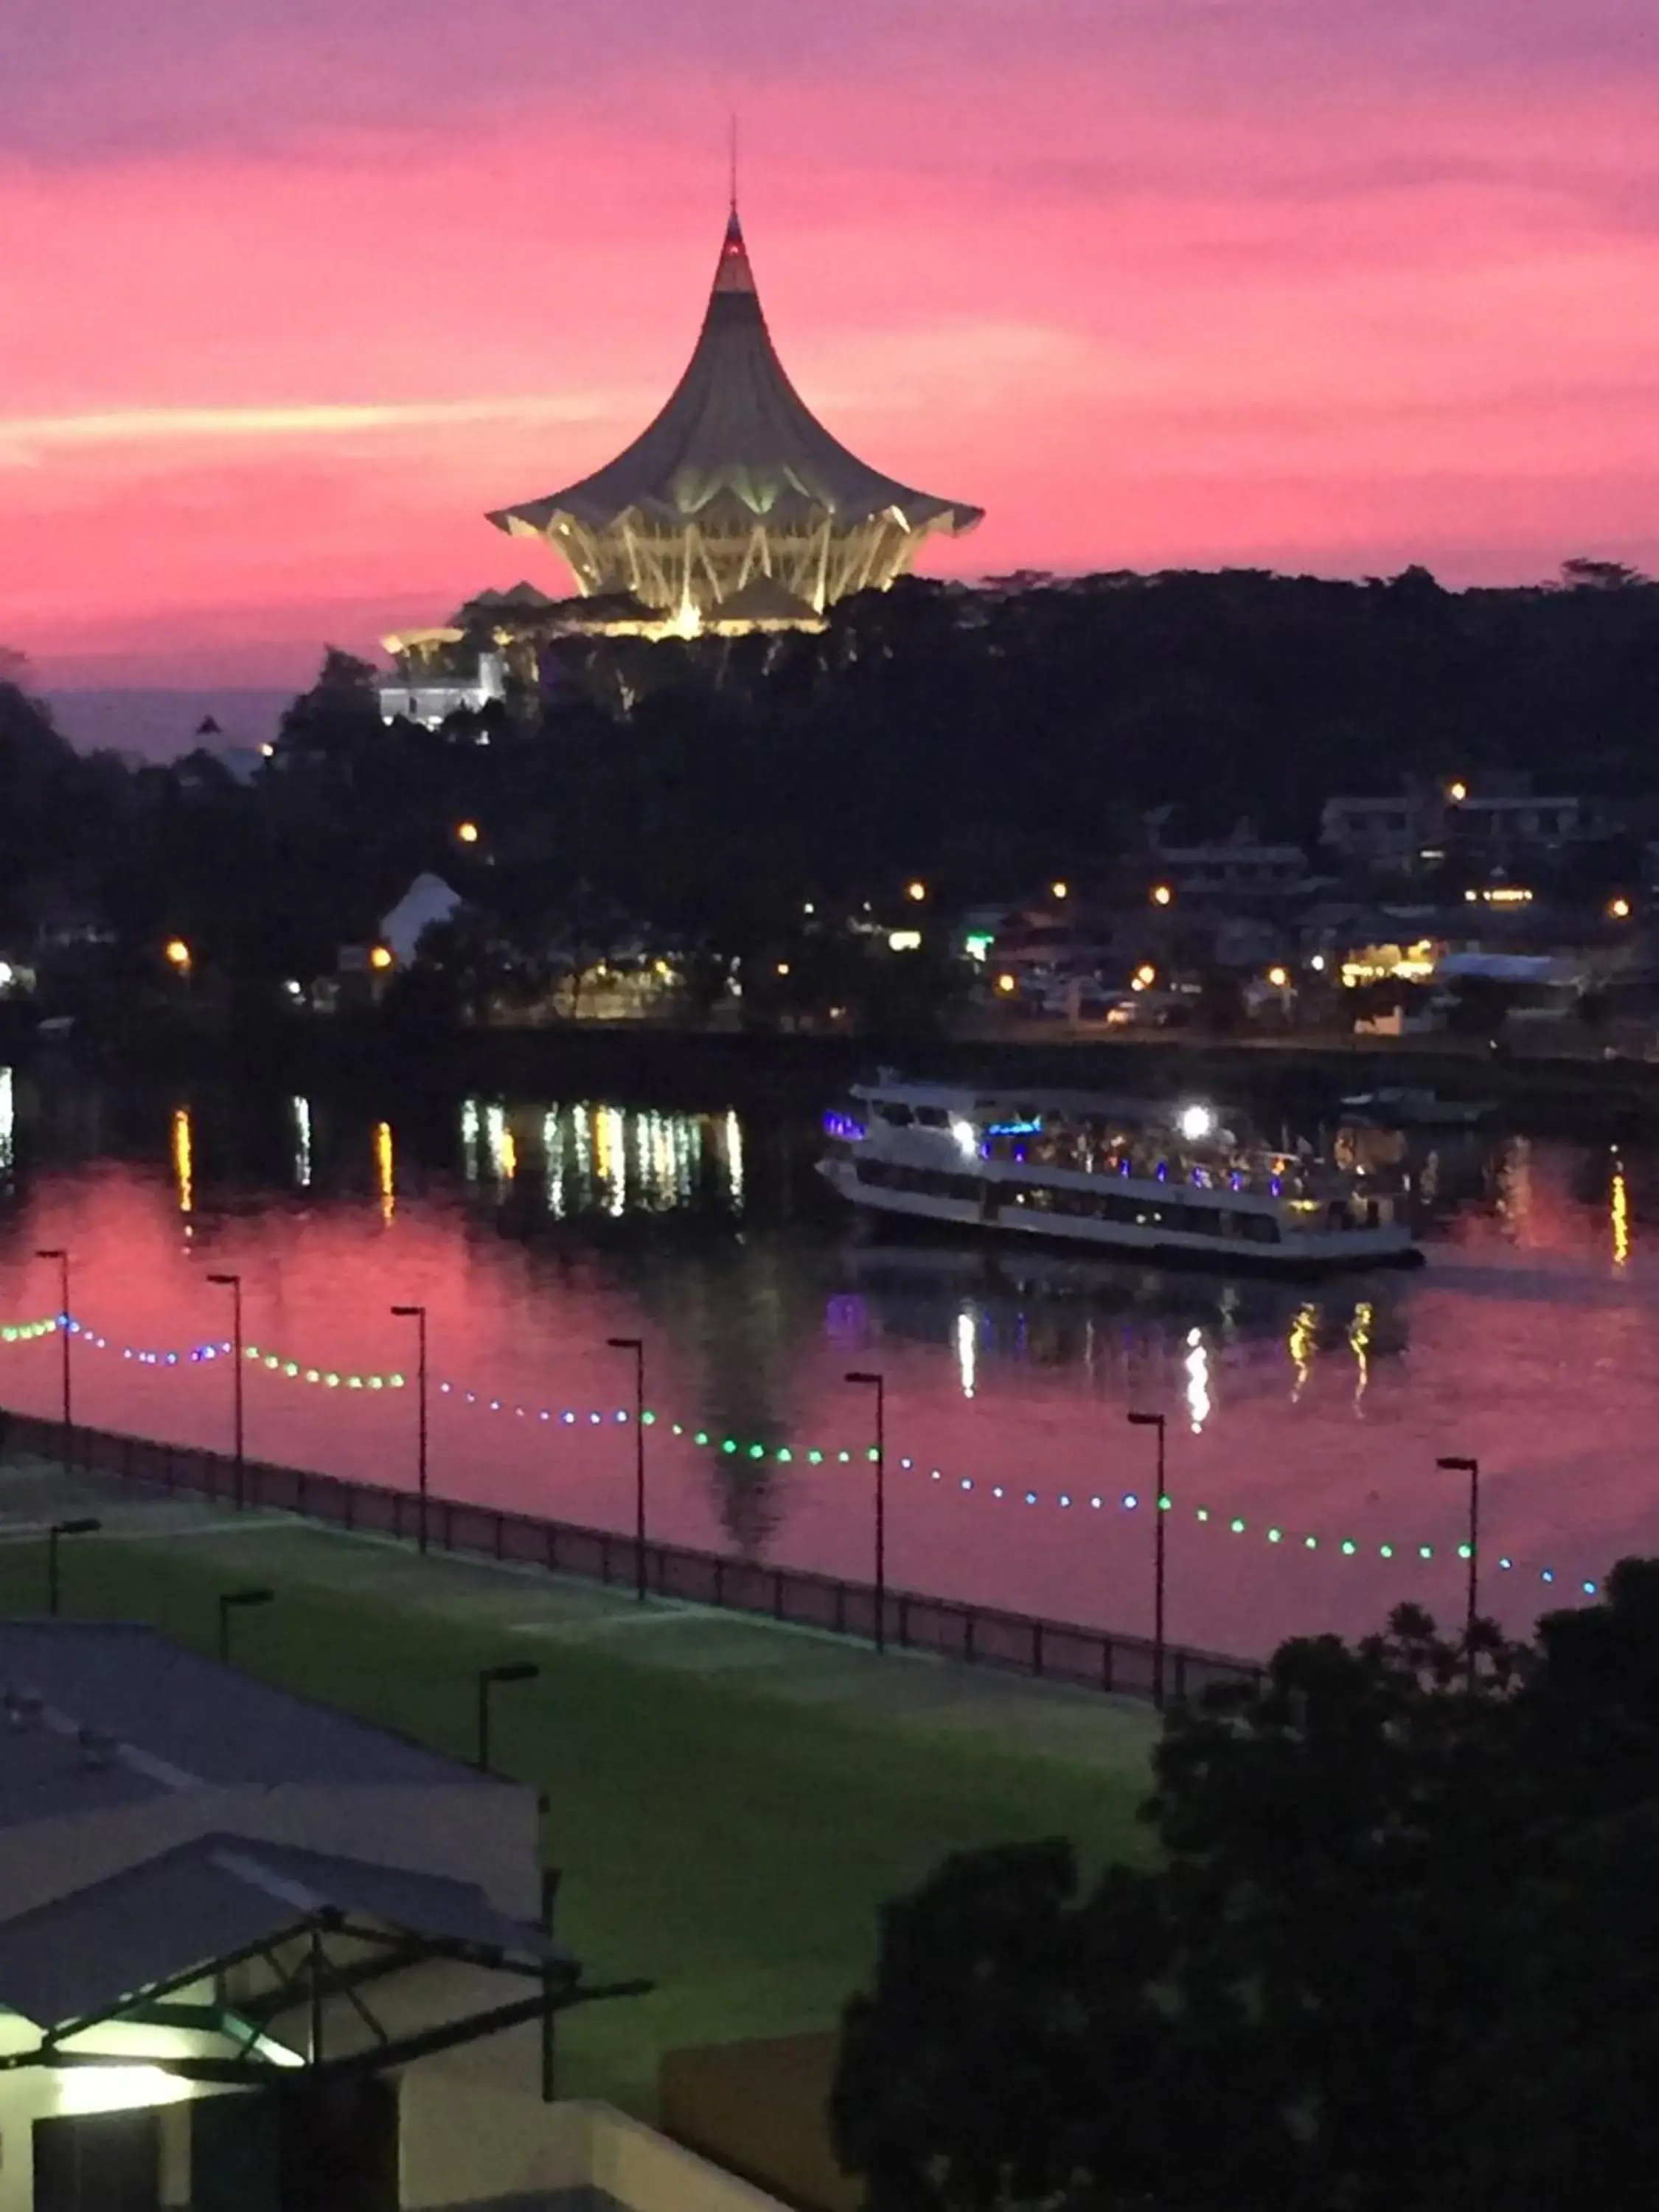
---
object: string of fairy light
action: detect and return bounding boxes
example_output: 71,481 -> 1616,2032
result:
0,1311 -> 1604,1596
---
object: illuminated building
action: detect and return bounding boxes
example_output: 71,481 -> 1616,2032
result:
486,203 -> 981,636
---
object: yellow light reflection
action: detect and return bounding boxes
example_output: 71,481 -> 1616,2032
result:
956,1307 -> 977,1401
171,1107 -> 193,1217
1612,1162 -> 1631,1267
375,1120 -> 395,1224
1287,1302 -> 1317,1402
484,1104 -> 515,1183
1348,1300 -> 1372,1413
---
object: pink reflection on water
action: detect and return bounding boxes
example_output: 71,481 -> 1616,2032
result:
0,1127 -> 1655,1663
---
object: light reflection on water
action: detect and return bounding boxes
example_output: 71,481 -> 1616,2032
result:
0,1066 -> 1655,1661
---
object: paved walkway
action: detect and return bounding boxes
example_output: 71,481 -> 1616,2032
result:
0,1453 -> 1158,1777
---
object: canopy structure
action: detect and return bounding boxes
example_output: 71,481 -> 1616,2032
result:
487,208 -> 982,633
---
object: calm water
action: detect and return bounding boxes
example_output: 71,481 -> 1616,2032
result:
0,1063 -> 1654,1661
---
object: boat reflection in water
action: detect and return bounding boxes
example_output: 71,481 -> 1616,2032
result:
838,1236 -> 1408,1427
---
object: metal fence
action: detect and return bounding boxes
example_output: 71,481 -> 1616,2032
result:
0,1408 -> 1261,1707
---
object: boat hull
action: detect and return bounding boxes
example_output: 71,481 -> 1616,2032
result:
818,1158 -> 1424,1275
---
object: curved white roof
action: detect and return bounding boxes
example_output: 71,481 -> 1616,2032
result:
488,212 -> 983,538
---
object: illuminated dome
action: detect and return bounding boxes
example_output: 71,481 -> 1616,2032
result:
487,208 -> 981,633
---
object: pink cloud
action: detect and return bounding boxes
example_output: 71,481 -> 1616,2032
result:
4,1 -> 1658,681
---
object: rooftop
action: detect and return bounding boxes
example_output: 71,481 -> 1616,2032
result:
0,1620 -> 498,1825
490,210 -> 981,540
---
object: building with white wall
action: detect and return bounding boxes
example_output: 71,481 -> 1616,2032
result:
0,1621 -> 646,2211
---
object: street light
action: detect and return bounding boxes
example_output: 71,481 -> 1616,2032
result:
390,1304 -> 429,1553
1127,1411 -> 1169,1708
1437,1454 -> 1481,1678
844,1371 -> 887,1655
164,938 -> 192,975
46,1517 -> 100,1618
217,1585 -> 274,1664
476,1660 -> 539,1773
206,1273 -> 245,1505
905,880 -> 927,904
35,1249 -> 72,1471
607,1338 -> 647,1602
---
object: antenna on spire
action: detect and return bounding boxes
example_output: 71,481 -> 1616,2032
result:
728,114 -> 739,217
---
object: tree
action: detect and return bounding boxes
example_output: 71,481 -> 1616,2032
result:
276,646 -> 384,763
832,1567 -> 1659,2212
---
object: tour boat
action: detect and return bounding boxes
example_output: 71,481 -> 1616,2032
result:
818,1077 -> 1422,1272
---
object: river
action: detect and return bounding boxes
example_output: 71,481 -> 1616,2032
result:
0,1060 -> 1653,1663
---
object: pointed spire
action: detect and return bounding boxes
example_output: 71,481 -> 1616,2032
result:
712,198 -> 756,298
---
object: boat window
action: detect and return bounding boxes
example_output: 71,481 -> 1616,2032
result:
1242,1215 -> 1280,1244
879,1103 -> 914,1127
914,1107 -> 950,1129
1183,1206 -> 1222,1237
855,1161 -> 980,1203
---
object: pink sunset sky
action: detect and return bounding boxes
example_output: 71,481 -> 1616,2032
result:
4,0 -> 1658,686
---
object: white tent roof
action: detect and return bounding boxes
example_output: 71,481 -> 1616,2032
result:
380,873 -> 462,964
488,212 -> 983,537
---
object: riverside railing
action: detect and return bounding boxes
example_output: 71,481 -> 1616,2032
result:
0,1407 -> 1262,1707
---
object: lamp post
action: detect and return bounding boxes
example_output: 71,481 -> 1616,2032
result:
1127,1410 -> 1169,1708
844,1371 -> 886,1655
390,1304 -> 429,1554
206,1272 -> 245,1506
47,1517 -> 100,1618
218,1585 -> 274,1664
607,1337 -> 647,1601
476,1660 -> 539,1773
35,1249 -> 71,1471
1437,1453 -> 1481,1680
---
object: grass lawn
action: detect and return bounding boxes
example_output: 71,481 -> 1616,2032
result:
0,1528 -> 1153,2116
